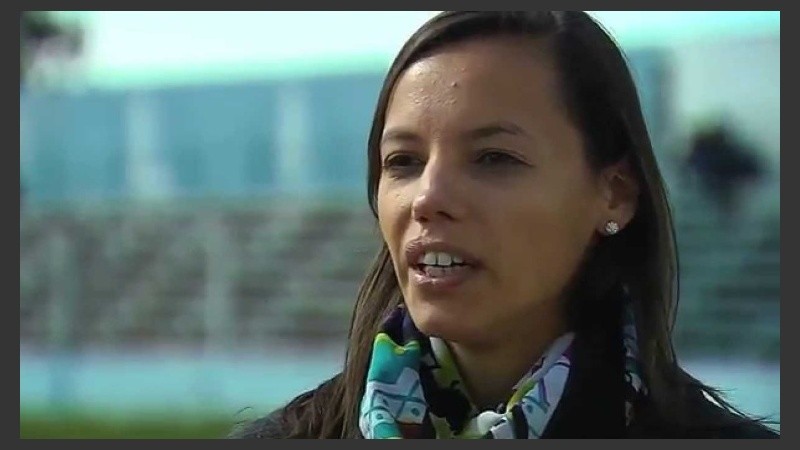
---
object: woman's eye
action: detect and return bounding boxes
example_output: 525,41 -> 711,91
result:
383,154 -> 421,168
476,150 -> 524,166
381,153 -> 424,178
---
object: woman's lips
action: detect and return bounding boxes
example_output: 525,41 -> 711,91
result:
409,263 -> 479,291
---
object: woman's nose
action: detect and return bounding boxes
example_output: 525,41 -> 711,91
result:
410,157 -> 466,224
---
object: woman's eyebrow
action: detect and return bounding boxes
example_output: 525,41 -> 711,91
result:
464,121 -> 530,140
382,121 -> 529,145
381,128 -> 422,145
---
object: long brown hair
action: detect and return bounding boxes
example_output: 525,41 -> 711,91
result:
262,11 -> 757,438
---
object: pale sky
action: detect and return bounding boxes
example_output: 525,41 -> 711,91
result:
48,11 -> 779,89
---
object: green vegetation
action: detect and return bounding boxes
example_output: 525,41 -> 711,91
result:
20,409 -> 244,439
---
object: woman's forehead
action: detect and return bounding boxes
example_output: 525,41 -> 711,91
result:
384,39 -> 566,138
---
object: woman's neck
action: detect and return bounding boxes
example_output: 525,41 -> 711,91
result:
446,313 -> 569,410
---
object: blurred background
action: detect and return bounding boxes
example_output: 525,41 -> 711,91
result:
20,11 -> 779,438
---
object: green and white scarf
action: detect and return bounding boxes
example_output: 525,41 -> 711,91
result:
359,305 -> 645,439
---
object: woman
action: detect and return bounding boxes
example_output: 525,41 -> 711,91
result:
231,11 -> 778,439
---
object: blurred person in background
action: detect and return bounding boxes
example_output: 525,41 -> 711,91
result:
685,121 -> 764,221
230,11 -> 777,439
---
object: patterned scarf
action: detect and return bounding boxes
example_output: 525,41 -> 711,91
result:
359,305 -> 646,439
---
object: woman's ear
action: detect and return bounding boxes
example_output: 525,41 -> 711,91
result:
597,157 -> 639,235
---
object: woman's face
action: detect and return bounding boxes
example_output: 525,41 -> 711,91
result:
377,36 -> 622,346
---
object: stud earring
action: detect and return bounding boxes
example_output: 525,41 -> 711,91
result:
604,220 -> 620,235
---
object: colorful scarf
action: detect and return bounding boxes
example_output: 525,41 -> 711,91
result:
359,305 -> 646,439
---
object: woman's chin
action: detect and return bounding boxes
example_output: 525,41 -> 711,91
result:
406,302 -> 483,343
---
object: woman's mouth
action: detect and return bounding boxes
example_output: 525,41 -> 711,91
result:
410,250 -> 479,290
